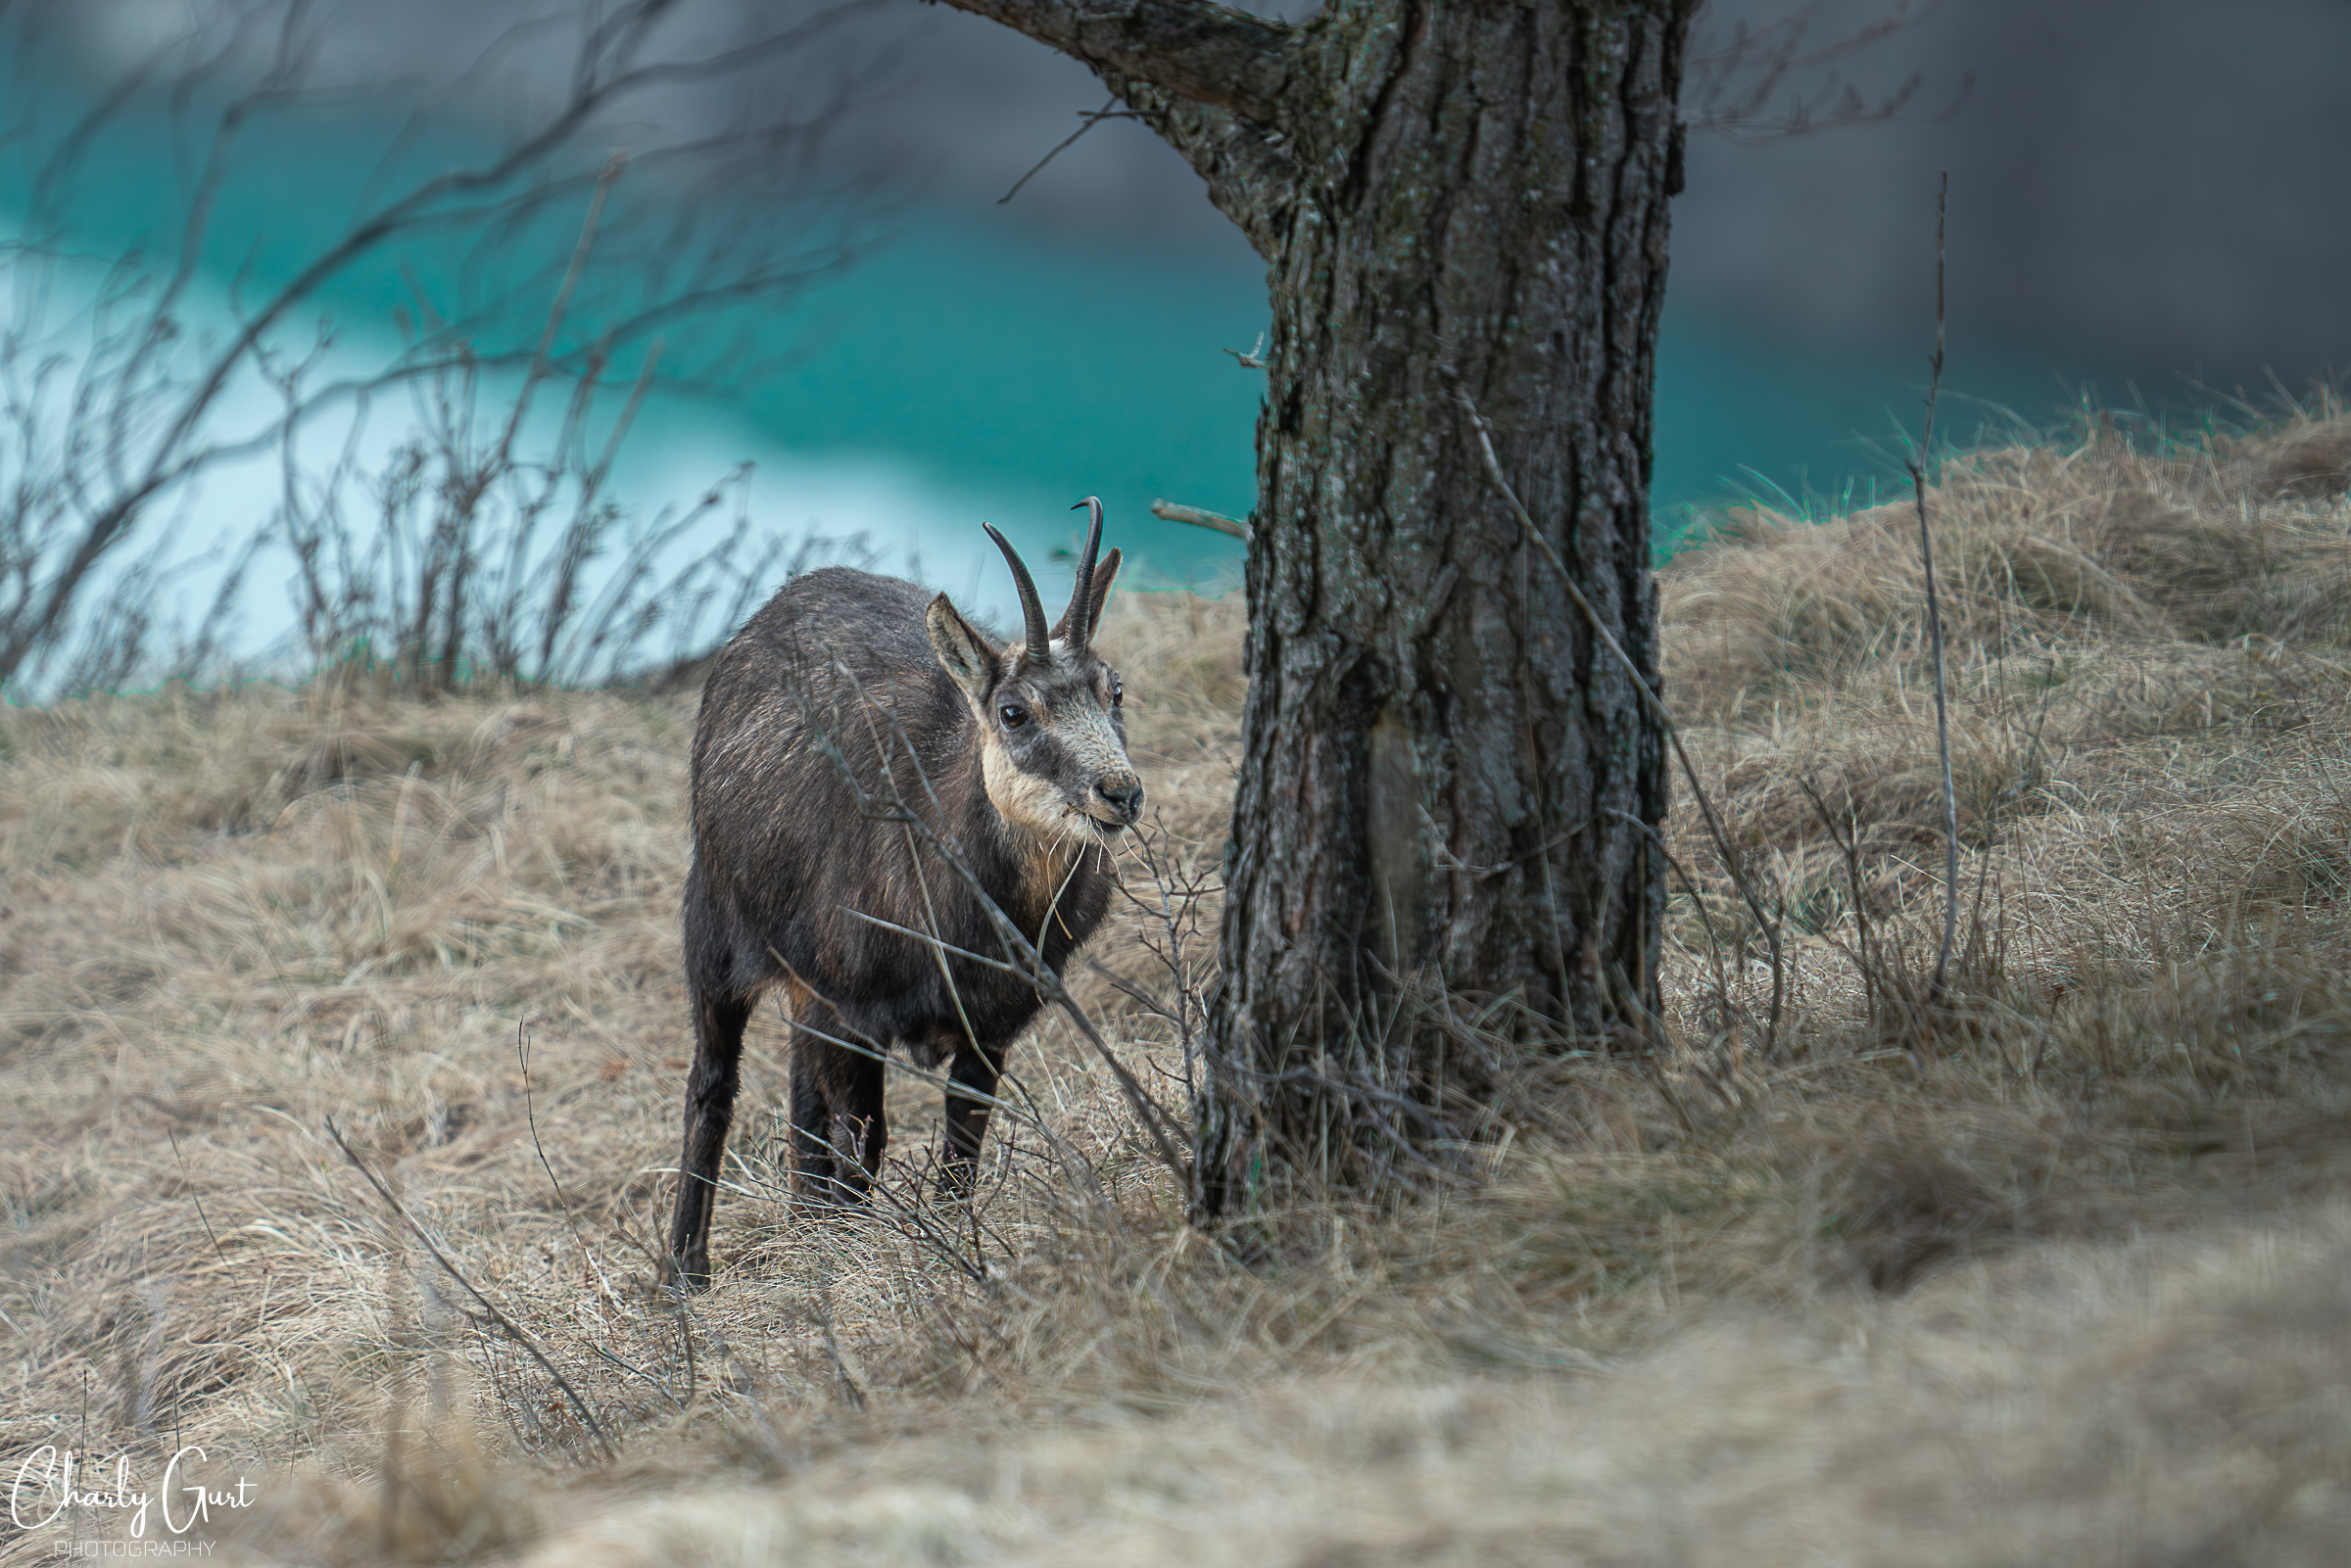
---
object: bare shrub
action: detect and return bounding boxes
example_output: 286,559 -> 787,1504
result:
0,0 -> 891,700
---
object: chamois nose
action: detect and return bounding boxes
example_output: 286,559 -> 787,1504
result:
1096,773 -> 1143,823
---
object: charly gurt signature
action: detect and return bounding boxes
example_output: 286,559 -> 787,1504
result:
10,1447 -> 256,1540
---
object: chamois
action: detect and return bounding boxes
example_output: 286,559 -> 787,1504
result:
663,499 -> 1138,1287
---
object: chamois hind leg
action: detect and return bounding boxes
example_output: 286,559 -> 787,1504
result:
665,977 -> 752,1291
789,1019 -> 887,1207
938,1037 -> 1006,1200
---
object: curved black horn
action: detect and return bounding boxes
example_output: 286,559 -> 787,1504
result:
983,522 -> 1053,665
1067,496 -> 1104,648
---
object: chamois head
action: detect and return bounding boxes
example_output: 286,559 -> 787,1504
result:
925,498 -> 1141,837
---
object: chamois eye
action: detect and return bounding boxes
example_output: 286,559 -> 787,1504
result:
998,702 -> 1029,730
1111,677 -> 1124,707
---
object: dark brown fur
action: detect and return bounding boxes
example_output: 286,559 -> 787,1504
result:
664,534 -> 1132,1288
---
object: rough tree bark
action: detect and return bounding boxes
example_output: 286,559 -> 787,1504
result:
937,0 -> 1692,1213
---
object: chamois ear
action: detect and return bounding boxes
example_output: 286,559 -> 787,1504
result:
1049,547 -> 1123,644
927,593 -> 999,700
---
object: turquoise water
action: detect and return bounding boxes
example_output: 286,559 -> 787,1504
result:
714,210 -> 2091,564
6,78 -> 2122,647
707,215 -> 1266,580
1652,308 -> 2081,542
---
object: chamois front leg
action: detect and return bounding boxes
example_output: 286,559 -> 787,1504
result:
790,1025 -> 887,1207
938,1038 -> 1006,1200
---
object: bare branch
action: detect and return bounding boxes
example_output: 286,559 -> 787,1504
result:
0,0 -> 888,692
933,0 -> 1302,128
997,95 -> 1146,205
324,1116 -> 618,1463
1684,0 -> 1970,142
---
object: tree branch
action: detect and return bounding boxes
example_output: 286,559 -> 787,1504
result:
934,0 -> 1304,129
1684,0 -> 1968,143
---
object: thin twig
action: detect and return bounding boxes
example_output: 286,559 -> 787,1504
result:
1797,772 -> 1882,1020
996,96 -> 1138,205
834,902 -> 1188,1183
1909,170 -> 1959,995
603,1217 -> 696,1406
1686,0 -> 1969,141
517,1017 -> 618,1304
767,872 -> 1115,1217
588,1343 -> 683,1412
772,974 -> 1098,1191
167,1129 -> 230,1269
323,1117 -> 617,1462
1607,807 -> 1736,1035
1458,392 -> 1784,1059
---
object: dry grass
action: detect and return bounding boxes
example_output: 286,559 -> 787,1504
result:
4,405 -> 2351,1564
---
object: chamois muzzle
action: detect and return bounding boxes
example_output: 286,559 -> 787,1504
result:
1093,769 -> 1143,826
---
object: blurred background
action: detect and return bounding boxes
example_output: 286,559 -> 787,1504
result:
3,0 -> 2345,689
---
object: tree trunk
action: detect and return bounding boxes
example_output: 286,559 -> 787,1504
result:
939,0 -> 1691,1214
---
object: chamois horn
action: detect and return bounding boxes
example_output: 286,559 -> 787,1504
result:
1067,496 -> 1104,650
983,522 -> 1053,665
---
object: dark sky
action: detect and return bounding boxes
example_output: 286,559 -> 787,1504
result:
50,0 -> 2348,390
1672,0 -> 2351,391
848,0 -> 2351,396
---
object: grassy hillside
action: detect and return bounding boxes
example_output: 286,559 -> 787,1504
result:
2,405 -> 2348,1564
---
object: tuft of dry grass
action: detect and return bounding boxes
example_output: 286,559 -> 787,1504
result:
5,409 -> 2351,1564
1665,395 -> 2351,718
